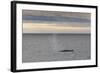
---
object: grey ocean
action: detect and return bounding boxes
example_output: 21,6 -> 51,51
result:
22,34 -> 90,63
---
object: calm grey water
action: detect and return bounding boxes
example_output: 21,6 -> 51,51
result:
22,34 -> 91,63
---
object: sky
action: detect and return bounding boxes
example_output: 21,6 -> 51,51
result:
22,10 -> 91,34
